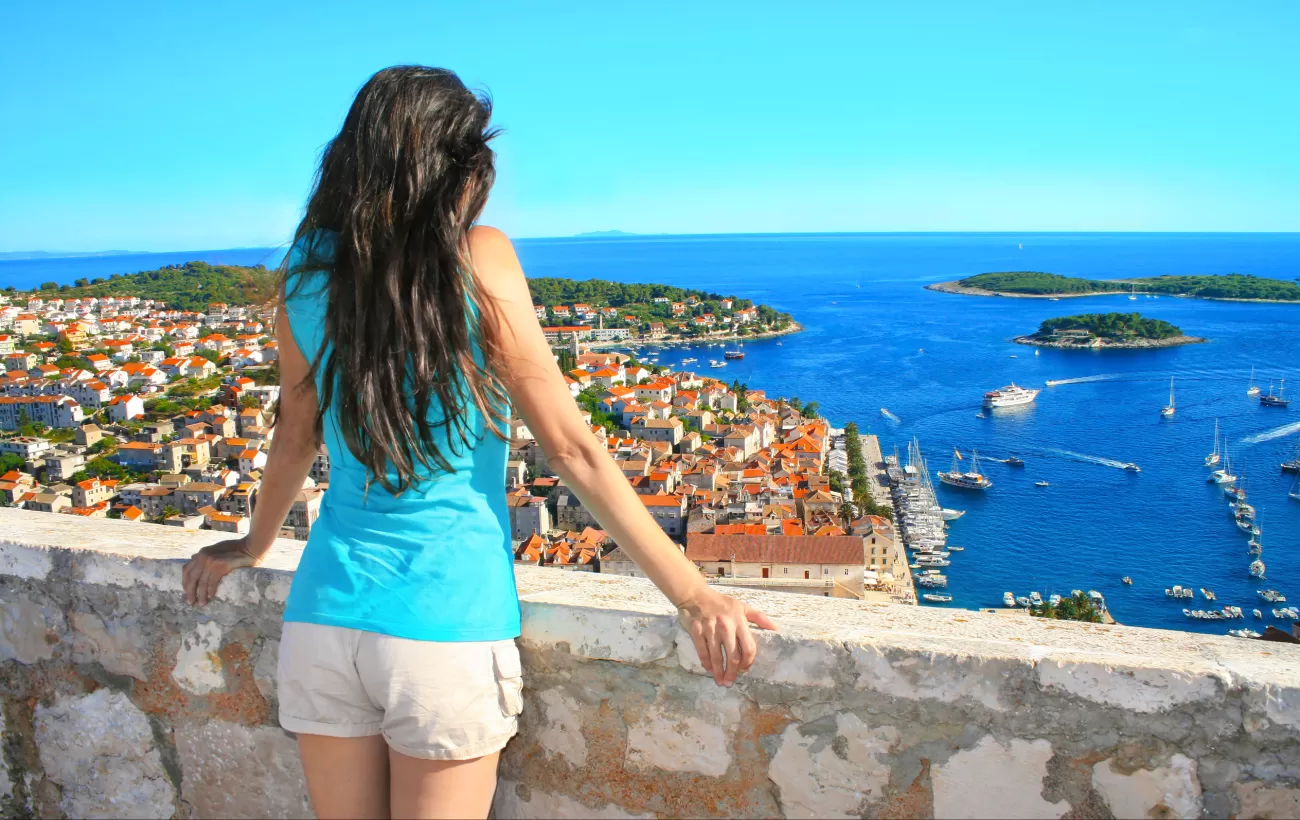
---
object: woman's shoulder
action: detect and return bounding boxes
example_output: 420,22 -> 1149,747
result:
468,226 -> 524,292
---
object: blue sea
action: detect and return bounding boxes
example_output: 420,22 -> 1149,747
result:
8,233 -> 1300,635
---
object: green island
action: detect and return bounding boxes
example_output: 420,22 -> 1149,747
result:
1014,312 -> 1205,349
527,277 -> 797,342
927,271 -> 1300,302
16,262 -> 277,312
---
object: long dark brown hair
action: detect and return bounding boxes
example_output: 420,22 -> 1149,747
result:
283,66 -> 509,494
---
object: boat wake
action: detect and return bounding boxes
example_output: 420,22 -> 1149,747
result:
1044,374 -> 1124,387
880,408 -> 901,423
1240,421 -> 1300,445
1046,448 -> 1133,470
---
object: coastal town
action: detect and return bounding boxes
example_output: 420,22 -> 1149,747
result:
0,276 -> 915,606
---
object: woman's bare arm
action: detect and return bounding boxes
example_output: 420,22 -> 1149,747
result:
470,226 -> 775,686
183,306 -> 320,605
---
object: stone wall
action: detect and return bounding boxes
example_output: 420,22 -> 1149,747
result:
0,508 -> 1297,819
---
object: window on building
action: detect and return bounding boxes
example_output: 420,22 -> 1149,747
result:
843,569 -> 849,575
783,567 -> 788,575
822,567 -> 829,575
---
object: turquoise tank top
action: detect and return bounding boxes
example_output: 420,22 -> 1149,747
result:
280,232 -> 519,641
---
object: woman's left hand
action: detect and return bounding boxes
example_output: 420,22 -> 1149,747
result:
677,586 -> 777,687
182,537 -> 261,606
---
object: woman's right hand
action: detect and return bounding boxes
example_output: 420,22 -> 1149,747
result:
676,586 -> 777,687
182,537 -> 262,606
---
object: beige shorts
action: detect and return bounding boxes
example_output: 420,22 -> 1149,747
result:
277,621 -> 523,760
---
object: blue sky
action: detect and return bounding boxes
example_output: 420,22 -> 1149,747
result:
1,1 -> 1297,251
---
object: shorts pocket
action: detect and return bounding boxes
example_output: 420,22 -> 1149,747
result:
491,641 -> 524,717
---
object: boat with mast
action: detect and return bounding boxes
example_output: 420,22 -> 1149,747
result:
1205,419 -> 1221,467
1128,284 -> 1138,301
1209,448 -> 1238,485
1161,376 -> 1176,417
1247,366 -> 1260,397
1282,441 -> 1300,473
938,448 -> 993,490
1290,472 -> 1300,503
1260,379 -> 1289,407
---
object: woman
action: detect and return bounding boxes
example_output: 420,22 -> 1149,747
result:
182,66 -> 773,819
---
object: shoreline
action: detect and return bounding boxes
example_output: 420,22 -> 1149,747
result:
1012,334 -> 1207,350
925,280 -> 1300,305
585,321 -> 804,351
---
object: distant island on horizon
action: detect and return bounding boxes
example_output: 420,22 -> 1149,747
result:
928,271 -> 1300,302
0,250 -> 143,261
573,230 -> 638,237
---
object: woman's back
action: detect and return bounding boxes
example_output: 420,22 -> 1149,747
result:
281,232 -> 518,642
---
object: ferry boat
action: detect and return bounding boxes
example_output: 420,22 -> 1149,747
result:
983,383 -> 1040,409
1247,366 -> 1261,397
938,448 -> 993,490
1003,592 -> 1017,607
1160,377 -> 1176,417
1260,380 -> 1289,407
1205,419 -> 1221,467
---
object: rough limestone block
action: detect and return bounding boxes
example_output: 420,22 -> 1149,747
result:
1036,656 -> 1222,714
624,686 -> 741,777
1234,781 -> 1300,819
768,712 -> 900,818
173,620 -> 226,694
253,638 -> 279,700
0,708 -> 12,803
931,735 -> 1069,819
520,601 -> 676,664
75,551 -> 186,593
70,610 -> 149,681
675,627 -> 841,688
1092,755 -> 1201,820
848,639 -> 1023,712
493,779 -> 654,819
174,720 -> 313,819
0,542 -> 54,580
34,689 -> 175,819
0,592 -> 64,665
536,688 -> 588,767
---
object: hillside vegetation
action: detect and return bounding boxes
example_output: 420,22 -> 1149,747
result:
1038,312 -> 1183,340
960,271 -> 1300,301
526,277 -> 794,329
23,262 -> 277,311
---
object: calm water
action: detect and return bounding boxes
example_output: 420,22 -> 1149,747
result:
13,233 -> 1300,634
514,232 -> 1300,635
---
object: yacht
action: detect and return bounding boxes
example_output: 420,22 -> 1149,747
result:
709,360 -> 726,368
1201,588 -> 1216,601
948,545 -> 965,552
938,448 -> 993,490
1260,380 -> 1289,407
1003,592 -> 1017,607
1249,559 -> 1266,579
1160,377 -> 1176,417
1005,456 -> 1025,467
1247,365 -> 1261,397
1123,463 -> 1142,473
1029,591 -> 1043,606
1209,449 -> 1237,484
1253,609 -> 1264,619
1035,480 -> 1050,487
983,383 -> 1040,409
1016,596 -> 1032,607
940,509 -> 966,521
1129,284 -> 1138,301
1205,419 -> 1221,467
680,357 -> 697,364
1248,536 -> 1263,556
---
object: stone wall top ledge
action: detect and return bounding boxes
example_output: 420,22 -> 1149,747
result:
3,507 -> 1298,698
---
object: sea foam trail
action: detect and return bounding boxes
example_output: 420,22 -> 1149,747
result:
1046,448 -> 1133,470
1045,374 -> 1124,386
1239,421 -> 1300,445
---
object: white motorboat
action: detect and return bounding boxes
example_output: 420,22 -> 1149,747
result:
1029,591 -> 1043,606
1249,559 -> 1266,579
940,508 -> 966,521
983,383 -> 1040,409
1003,592 -> 1016,607
1016,596 -> 1032,607
1048,594 -> 1061,606
1035,480 -> 1050,488
922,594 -> 953,603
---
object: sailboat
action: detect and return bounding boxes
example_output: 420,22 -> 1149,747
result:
1247,366 -> 1260,397
1209,448 -> 1238,485
938,448 -> 993,490
1161,377 -> 1176,417
1204,419 -> 1221,467
1260,379 -> 1289,408
1128,284 -> 1138,301
1290,473 -> 1300,503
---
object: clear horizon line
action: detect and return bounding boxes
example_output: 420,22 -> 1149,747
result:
4,228 -> 1300,259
